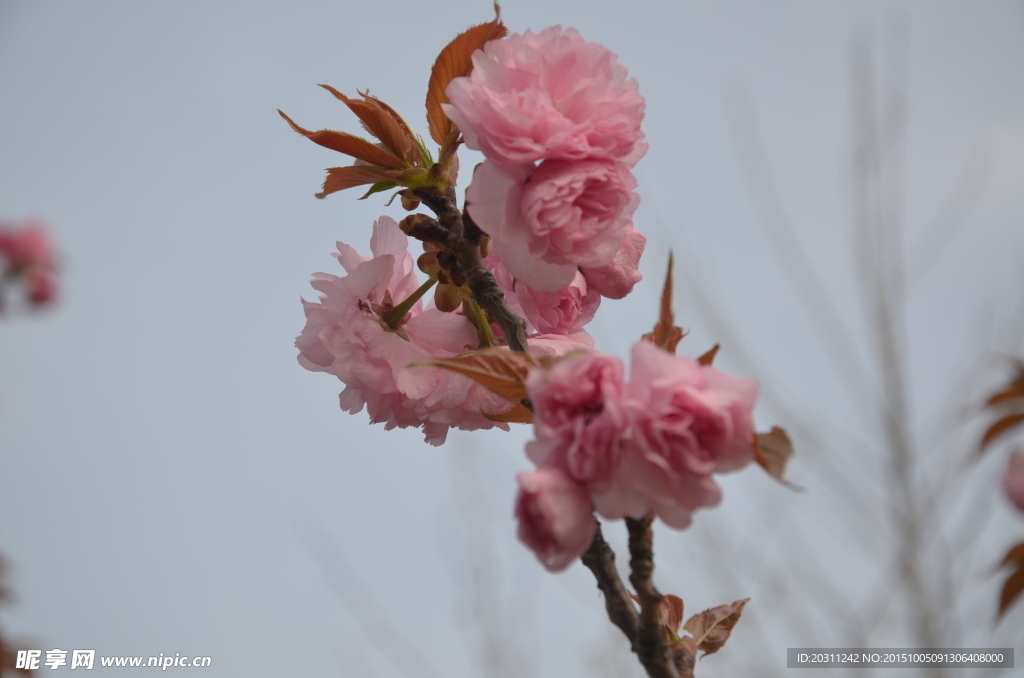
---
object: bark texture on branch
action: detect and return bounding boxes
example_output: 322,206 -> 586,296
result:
626,515 -> 679,678
581,519 -> 639,649
412,185 -> 529,353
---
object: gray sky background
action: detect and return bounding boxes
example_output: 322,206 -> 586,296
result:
1,1 -> 1023,676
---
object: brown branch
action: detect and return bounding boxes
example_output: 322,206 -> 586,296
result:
626,515 -> 679,678
581,519 -> 639,650
411,184 -> 530,353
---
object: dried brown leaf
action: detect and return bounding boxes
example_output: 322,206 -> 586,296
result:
642,253 -> 685,353
682,598 -> 750,658
753,426 -> 801,490
483,403 -> 533,424
998,563 -> 1024,620
697,344 -> 720,366
985,362 -> 1024,407
981,412 -> 1024,454
425,4 -> 507,145
414,347 -> 538,403
1000,542 -> 1024,569
987,386 -> 1024,407
278,110 -> 405,170
319,86 -> 417,165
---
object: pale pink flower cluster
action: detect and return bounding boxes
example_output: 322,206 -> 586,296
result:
296,216 -> 594,445
445,26 -> 647,294
0,222 -> 57,309
515,341 -> 759,571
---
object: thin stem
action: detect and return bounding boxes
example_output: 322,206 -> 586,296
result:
626,515 -> 679,678
412,187 -> 530,353
382,276 -> 437,329
580,518 -> 640,651
468,298 -> 497,348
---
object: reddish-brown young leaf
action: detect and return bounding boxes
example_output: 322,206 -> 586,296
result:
697,344 -> 720,366
1000,542 -> 1024,568
628,591 -> 685,639
278,110 -> 406,170
314,166 -> 396,199
641,253 -> 685,354
682,598 -> 750,658
981,412 -> 1024,454
999,562 -> 1024,620
483,403 -> 533,424
987,386 -> 1024,407
661,594 -> 685,637
425,3 -> 507,145
413,347 -> 538,403
753,426 -> 801,489
985,362 -> 1024,407
318,86 -> 417,165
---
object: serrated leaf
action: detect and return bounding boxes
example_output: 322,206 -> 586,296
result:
425,3 -> 507,145
753,427 -> 802,491
413,347 -> 538,403
981,413 -> 1024,454
278,110 -> 406,170
998,563 -> 1024,620
641,253 -> 685,354
483,403 -> 533,424
357,180 -> 398,201
319,86 -> 418,165
697,344 -> 720,366
682,598 -> 750,658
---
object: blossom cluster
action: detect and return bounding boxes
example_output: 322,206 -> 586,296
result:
447,26 -> 647,297
290,20 -> 768,575
515,342 -> 759,570
296,216 -> 594,445
0,222 -> 57,310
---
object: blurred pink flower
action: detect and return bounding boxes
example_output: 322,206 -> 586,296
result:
484,250 -> 600,335
0,222 -> 58,309
521,342 -> 759,540
515,467 -> 596,572
296,216 -> 513,445
1004,450 -> 1024,513
581,227 -> 646,300
525,350 -> 628,493
592,342 -> 759,528
468,158 -> 639,290
444,26 -> 646,169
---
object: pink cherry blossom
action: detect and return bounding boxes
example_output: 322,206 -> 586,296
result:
515,467 -> 596,572
581,227 -> 646,300
484,250 -> 600,335
1005,450 -> 1024,513
468,158 -> 639,290
296,216 -> 513,445
592,342 -> 759,528
525,350 -> 628,493
443,26 -> 646,169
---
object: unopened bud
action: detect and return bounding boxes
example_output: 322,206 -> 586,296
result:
400,192 -> 420,211
399,214 -> 430,236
